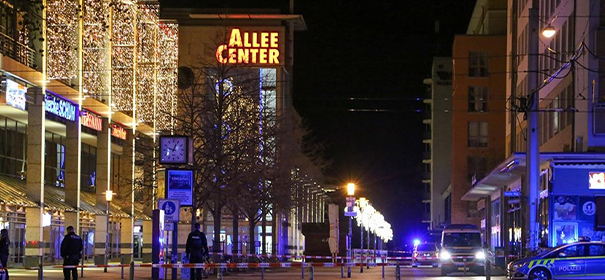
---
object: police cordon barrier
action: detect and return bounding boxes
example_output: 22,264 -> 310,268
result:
22,259 -> 428,280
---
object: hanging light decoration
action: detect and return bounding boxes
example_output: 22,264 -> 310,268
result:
156,21 -> 178,131
111,0 -> 136,113
47,0 -> 78,81
135,2 -> 159,124
83,0 -> 110,101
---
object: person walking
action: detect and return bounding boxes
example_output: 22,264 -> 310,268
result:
0,229 -> 9,280
60,226 -> 83,280
186,223 -> 209,280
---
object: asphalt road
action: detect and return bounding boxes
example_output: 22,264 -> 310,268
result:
6,264 -> 508,280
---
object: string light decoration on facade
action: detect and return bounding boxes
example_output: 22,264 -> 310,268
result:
111,0 -> 136,112
83,0 -> 110,100
47,0 -> 78,80
156,21 -> 178,131
136,3 -> 159,124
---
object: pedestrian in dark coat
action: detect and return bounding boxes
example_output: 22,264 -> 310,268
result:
186,223 -> 209,280
0,229 -> 9,280
60,226 -> 83,280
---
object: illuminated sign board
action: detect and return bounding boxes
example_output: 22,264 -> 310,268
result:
590,172 -> 605,189
216,28 -> 283,65
45,93 -> 77,121
5,79 -> 27,111
166,169 -> 193,206
81,110 -> 102,131
111,123 -> 127,140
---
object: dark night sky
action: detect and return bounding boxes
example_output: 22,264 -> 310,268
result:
162,0 -> 477,248
292,1 -> 475,248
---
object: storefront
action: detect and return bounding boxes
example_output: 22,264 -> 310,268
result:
464,153 -> 605,257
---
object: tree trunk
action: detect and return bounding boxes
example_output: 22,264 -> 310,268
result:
261,208 -> 267,254
213,200 -> 222,254
271,211 -> 278,255
248,218 -> 256,255
232,210 -> 239,255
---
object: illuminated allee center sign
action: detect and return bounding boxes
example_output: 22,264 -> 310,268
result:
216,28 -> 281,65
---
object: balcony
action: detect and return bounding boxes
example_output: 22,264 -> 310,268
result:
422,171 -> 431,180
422,151 -> 431,160
422,212 -> 431,222
0,32 -> 36,69
422,131 -> 431,140
422,191 -> 431,201
422,110 -> 432,120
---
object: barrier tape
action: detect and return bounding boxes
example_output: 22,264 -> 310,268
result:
208,252 -> 402,260
45,262 -> 417,270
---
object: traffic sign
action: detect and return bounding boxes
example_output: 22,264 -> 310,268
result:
504,191 -> 521,197
158,199 -> 180,222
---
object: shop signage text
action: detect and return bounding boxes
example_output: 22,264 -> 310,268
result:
81,111 -> 102,131
6,80 -> 27,111
111,123 -> 127,140
216,28 -> 281,65
45,93 -> 77,121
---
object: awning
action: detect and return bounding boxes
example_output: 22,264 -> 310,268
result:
0,175 -> 149,220
462,152 -> 605,201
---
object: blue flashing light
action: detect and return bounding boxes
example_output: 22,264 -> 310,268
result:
413,239 -> 421,246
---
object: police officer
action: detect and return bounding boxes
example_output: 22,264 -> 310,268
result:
186,223 -> 209,280
60,226 -> 83,280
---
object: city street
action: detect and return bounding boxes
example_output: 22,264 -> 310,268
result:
6,264 -> 507,280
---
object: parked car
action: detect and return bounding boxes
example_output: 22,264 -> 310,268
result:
412,242 -> 440,267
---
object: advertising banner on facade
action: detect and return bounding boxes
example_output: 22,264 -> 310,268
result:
328,204 -> 339,254
166,169 -> 193,206
5,79 -> 27,111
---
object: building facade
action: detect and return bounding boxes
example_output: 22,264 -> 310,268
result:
0,0 -> 177,267
422,57 -> 453,230
463,0 -> 605,259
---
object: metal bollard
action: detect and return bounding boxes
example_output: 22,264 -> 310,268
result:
485,259 -> 491,280
217,263 -> 223,280
309,264 -> 314,280
341,265 -> 344,278
81,255 -> 85,278
302,262 -> 305,279
38,255 -> 44,280
395,263 -> 401,280
382,264 -> 385,279
261,266 -> 265,279
129,261 -> 135,280
121,257 -> 125,279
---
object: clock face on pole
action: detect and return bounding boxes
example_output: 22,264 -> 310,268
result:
160,136 -> 187,164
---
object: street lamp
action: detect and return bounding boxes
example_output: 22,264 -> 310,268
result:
345,183 -> 355,278
542,24 -> 556,38
105,190 -> 113,273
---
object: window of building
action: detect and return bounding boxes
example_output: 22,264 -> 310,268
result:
567,84 -> 574,126
469,52 -> 489,77
81,143 -> 97,189
467,156 -> 487,183
468,122 -> 488,147
468,86 -> 488,112
553,96 -> 560,134
0,116 -> 27,178
548,102 -> 554,138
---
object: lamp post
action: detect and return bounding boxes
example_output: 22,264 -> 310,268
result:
358,197 -> 367,273
526,1 -> 556,254
105,190 -> 113,273
345,183 -> 355,278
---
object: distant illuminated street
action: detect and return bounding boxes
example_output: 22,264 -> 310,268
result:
6,264 -> 507,280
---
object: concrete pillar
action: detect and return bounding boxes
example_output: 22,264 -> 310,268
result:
142,219 -> 153,263
24,87 -> 45,268
94,118 -> 111,264
119,129 -> 135,261
65,118 -> 81,232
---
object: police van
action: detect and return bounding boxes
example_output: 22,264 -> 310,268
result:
440,224 -> 486,276
508,238 -> 605,280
